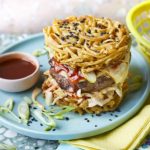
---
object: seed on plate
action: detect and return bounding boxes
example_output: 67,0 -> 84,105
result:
94,125 -> 98,127
65,117 -> 69,121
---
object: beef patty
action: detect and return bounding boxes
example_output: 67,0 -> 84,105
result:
50,69 -> 114,93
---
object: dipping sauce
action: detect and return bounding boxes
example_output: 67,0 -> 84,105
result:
0,58 -> 36,79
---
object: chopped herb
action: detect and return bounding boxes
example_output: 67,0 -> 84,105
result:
32,49 -> 48,57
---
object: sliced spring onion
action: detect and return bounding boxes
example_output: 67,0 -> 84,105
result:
44,46 -> 54,54
32,109 -> 56,131
32,88 -> 44,110
18,101 -> 30,124
23,96 -> 32,105
55,106 -> 75,116
32,49 -> 48,57
0,143 -> 16,150
4,98 -> 14,112
0,99 -> 21,123
45,91 -> 53,106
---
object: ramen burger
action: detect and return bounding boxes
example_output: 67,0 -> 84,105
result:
42,16 -> 131,114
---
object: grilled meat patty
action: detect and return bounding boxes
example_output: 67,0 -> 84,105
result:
50,69 -> 114,93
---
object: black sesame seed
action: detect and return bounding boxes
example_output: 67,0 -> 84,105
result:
19,117 -> 21,119
87,120 -> 90,123
91,114 -> 94,117
27,123 -> 30,126
96,114 -> 101,116
35,147 -> 39,150
115,115 -> 118,117
61,37 -> 65,41
94,125 -> 98,127
40,64 -> 43,67
66,35 -> 70,39
110,113 -> 113,116
84,118 -> 88,120
87,29 -> 91,34
28,121 -> 32,124
80,18 -> 86,23
118,24 -> 121,28
55,33 -> 59,36
109,119 -> 112,121
74,27 -> 78,30
40,123 -> 43,126
100,32 -> 106,36
52,128 -> 56,131
73,35 -> 79,40
115,28 -> 118,32
73,23 -> 79,26
116,109 -> 121,112
65,117 -> 70,121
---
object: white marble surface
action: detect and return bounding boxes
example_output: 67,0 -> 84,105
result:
0,0 -> 143,33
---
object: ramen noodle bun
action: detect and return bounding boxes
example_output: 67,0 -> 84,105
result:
42,16 -> 131,114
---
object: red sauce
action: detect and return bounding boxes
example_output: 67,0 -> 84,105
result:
51,58 -> 84,83
0,58 -> 36,79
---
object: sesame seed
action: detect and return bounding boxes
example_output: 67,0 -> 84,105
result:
61,37 -> 65,41
35,147 -> 39,150
94,125 -> 98,127
40,123 -> 43,126
109,119 -> 112,121
55,33 -> 59,36
65,117 -> 69,121
52,129 -> 56,131
87,29 -> 91,34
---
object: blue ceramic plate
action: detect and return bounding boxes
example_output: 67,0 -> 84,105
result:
0,33 -> 149,140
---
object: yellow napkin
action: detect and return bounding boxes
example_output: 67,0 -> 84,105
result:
65,104 -> 150,150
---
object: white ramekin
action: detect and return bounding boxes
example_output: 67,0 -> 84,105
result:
0,52 -> 40,92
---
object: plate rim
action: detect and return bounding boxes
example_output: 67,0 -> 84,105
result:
0,34 -> 150,140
